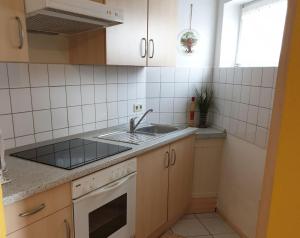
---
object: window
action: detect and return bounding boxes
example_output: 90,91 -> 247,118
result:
236,0 -> 287,67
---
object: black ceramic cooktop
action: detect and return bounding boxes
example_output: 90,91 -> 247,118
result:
11,139 -> 132,170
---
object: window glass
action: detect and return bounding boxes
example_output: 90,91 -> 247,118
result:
236,0 -> 287,67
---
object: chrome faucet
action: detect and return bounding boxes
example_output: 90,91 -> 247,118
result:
129,109 -> 153,133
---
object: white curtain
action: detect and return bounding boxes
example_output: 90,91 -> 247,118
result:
236,0 -> 287,67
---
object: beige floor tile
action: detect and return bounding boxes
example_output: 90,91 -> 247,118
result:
172,219 -> 209,236
181,214 -> 196,220
200,217 -> 235,235
213,234 -> 241,238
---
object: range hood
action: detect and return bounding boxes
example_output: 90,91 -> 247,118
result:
25,0 -> 123,35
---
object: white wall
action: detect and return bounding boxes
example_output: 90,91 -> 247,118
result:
217,135 -> 266,238
176,0 -> 218,67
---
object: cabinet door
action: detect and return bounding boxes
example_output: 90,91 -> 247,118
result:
147,0 -> 177,67
106,0 -> 148,66
0,0 -> 29,62
7,206 -> 73,238
136,146 -> 169,238
168,136 -> 195,221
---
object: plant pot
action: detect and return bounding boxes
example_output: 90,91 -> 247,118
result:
199,112 -> 208,128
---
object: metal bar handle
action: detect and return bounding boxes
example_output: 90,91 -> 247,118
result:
141,38 -> 147,58
164,151 -> 170,168
64,219 -> 71,238
170,149 -> 177,166
15,16 -> 24,49
149,39 -> 155,58
19,203 -> 46,217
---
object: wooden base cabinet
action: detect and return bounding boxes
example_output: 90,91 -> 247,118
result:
7,206 -> 73,238
136,136 -> 195,238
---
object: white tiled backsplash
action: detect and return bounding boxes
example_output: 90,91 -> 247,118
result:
0,63 -> 147,148
0,63 -> 276,150
211,67 -> 277,149
146,67 -> 213,125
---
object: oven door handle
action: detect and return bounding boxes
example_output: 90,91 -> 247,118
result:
74,172 -> 136,204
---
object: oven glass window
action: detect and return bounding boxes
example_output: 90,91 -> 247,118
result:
89,194 -> 127,238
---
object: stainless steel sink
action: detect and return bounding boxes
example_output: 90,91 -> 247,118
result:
135,124 -> 179,135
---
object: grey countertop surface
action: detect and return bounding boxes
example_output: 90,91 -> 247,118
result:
2,125 -> 226,206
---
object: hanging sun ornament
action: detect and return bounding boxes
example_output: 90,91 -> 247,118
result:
178,4 -> 199,55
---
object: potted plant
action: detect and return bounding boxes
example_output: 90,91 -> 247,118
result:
195,86 -> 214,128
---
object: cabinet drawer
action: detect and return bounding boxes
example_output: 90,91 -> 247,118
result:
5,183 -> 71,235
7,206 -> 73,238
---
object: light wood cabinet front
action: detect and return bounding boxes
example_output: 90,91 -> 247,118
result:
106,0 -> 148,66
168,136 -> 195,222
136,145 -> 169,238
7,206 -> 73,238
0,0 -> 29,62
147,0 -> 177,67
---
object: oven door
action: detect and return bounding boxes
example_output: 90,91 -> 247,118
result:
73,172 -> 136,238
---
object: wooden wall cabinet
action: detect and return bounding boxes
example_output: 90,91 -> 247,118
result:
136,136 -> 195,238
0,0 -> 29,62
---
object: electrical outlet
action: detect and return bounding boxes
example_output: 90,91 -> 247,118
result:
133,104 -> 143,112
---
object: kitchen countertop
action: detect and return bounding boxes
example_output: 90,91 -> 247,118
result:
2,125 -> 226,206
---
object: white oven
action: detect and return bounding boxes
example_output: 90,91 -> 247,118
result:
72,158 -> 136,238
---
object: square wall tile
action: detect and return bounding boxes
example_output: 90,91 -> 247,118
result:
96,121 -> 108,129
249,87 -> 260,106
146,98 -> 160,112
174,98 -> 187,113
82,104 -> 95,124
65,65 -> 80,85
0,115 -> 14,139
259,87 -> 273,108
83,123 -> 96,132
108,119 -> 118,127
238,103 -> 248,122
136,67 -> 146,83
0,63 -> 9,88
174,83 -> 188,97
0,90 -> 11,114
107,102 -> 118,119
251,68 -> 262,86
146,83 -> 160,98
232,85 -> 241,102
15,135 -> 35,147
161,67 -> 175,82
258,108 -> 271,128
117,66 -> 128,84
29,64 -> 48,87
242,68 -> 252,85
66,86 -> 81,106
161,83 -> 174,97
137,83 -> 146,99
48,64 -> 65,86
174,113 -> 187,124
95,85 -> 106,104
247,105 -> 258,124
69,126 -> 83,135
160,113 -> 173,124
246,123 -> 257,143
53,128 -> 68,139
80,65 -> 94,84
50,87 -> 66,108
7,63 -> 30,88
262,68 -> 275,88
107,84 -> 118,102
96,103 -> 107,122
31,87 -> 50,110
51,108 -> 68,129
147,67 -> 161,82
128,83 -> 137,100
118,101 -> 128,118
13,112 -> 34,137
233,68 -> 243,85
94,66 -> 106,84
4,139 -> 15,149
118,84 -> 128,101
33,110 -> 52,133
219,68 -> 227,83
81,85 -> 95,105
10,88 -> 32,113
226,68 -> 234,84
240,86 -> 250,104
106,66 -> 118,84
127,67 -> 137,83
189,68 -> 203,83
68,106 -> 82,127
160,98 -> 174,113
175,68 -> 189,82
35,131 -> 53,142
